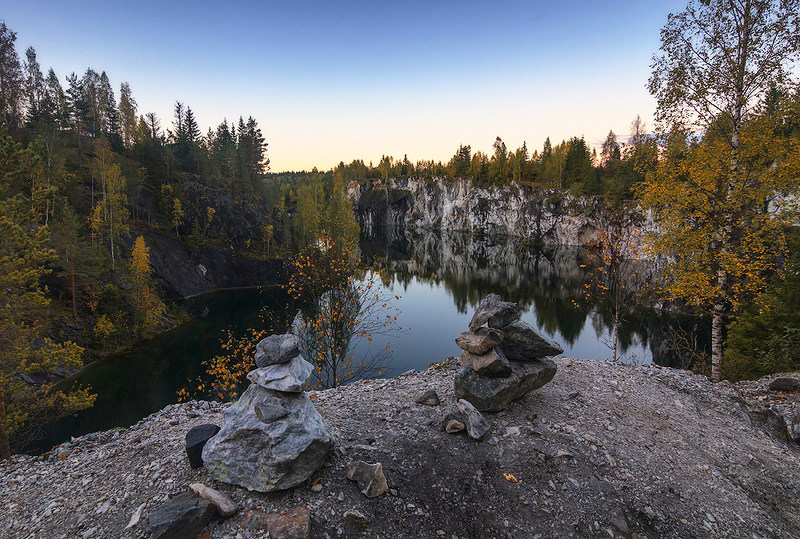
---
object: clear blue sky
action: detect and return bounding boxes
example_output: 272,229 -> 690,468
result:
4,0 -> 686,171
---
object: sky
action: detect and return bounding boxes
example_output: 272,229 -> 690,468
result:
4,0 -> 687,172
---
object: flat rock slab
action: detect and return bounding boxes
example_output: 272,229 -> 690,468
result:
239,506 -> 310,539
455,358 -> 557,412
255,402 -> 290,423
461,347 -> 512,378
202,385 -> 334,492
455,327 -> 505,355
247,356 -> 313,393
255,333 -> 301,367
500,320 -> 564,361
468,294 -> 520,331
148,492 -> 215,539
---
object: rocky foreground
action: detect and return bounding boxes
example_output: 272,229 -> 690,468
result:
2,358 -> 800,539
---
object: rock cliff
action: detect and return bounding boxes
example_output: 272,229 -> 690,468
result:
349,177 -> 627,245
130,176 -> 287,298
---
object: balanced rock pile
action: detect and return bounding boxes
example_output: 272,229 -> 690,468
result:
202,333 -> 334,492
454,294 -> 562,412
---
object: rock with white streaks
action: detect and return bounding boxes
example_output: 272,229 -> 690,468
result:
202,384 -> 333,492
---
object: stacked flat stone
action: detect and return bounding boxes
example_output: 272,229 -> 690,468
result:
454,294 -> 562,412
202,333 -> 334,492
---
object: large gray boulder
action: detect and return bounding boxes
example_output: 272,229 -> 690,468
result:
454,358 -> 557,412
247,356 -> 313,393
255,333 -> 301,367
202,384 -> 334,492
500,320 -> 564,361
468,294 -> 520,331
455,327 -> 504,355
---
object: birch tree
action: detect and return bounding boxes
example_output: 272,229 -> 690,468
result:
90,138 -> 127,265
643,0 -> 800,380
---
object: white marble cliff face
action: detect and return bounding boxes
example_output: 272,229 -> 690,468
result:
350,177 -> 657,248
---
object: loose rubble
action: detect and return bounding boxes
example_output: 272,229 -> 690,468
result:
2,359 -> 800,538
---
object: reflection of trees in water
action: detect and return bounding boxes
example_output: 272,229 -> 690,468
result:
360,230 -> 708,366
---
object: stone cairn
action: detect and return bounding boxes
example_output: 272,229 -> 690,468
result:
454,294 -> 562,412
202,333 -> 334,492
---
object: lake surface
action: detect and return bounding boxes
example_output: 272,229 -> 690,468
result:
33,231 -> 707,453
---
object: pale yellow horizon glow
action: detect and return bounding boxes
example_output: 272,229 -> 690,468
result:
266,85 -> 658,173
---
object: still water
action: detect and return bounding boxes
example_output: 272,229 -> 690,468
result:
33,232 -> 707,452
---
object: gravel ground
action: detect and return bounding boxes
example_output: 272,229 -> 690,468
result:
1,357 -> 799,538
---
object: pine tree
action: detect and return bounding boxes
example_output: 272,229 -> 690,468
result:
488,136 -> 508,183
98,72 -> 119,143
601,131 -> 621,167
81,68 -> 101,137
144,112 -> 161,139
564,137 -> 596,192
245,116 -> 267,179
0,188 -> 94,458
184,106 -> 200,143
211,119 -> 237,183
65,72 -> 87,153
448,144 -> 471,177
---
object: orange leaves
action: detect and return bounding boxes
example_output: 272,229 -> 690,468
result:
502,473 -> 519,483
178,326 -> 267,402
639,118 -> 800,315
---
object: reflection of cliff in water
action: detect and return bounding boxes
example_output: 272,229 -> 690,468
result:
360,228 -> 709,368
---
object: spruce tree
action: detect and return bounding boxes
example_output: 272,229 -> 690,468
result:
0,22 -> 24,129
23,47 -> 45,125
